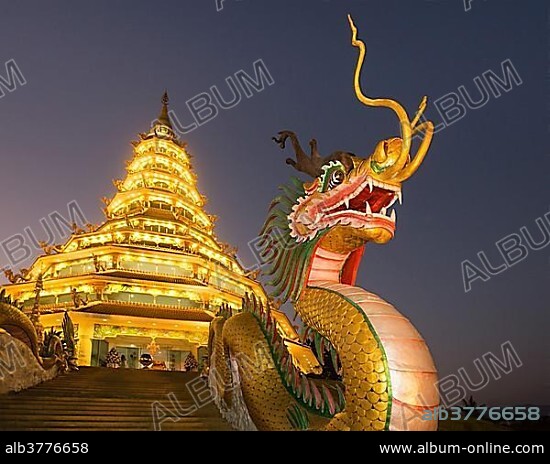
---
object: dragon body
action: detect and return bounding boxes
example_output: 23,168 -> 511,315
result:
208,17 -> 439,431
0,289 -> 78,373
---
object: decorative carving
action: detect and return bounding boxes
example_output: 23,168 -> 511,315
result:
30,273 -> 44,350
38,241 -> 63,255
220,243 -> 238,256
246,268 -> 261,280
4,268 -> 31,283
113,179 -> 125,191
85,223 -> 97,233
269,297 -> 283,311
71,287 -> 88,309
62,311 -> 79,371
92,255 -> 106,272
124,214 -> 137,229
173,207 -> 184,221
70,222 -> 86,235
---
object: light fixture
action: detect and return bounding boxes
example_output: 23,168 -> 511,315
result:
147,338 -> 159,355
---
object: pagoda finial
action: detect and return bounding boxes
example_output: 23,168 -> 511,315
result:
156,90 -> 173,129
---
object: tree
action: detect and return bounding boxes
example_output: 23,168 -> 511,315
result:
184,352 -> 198,372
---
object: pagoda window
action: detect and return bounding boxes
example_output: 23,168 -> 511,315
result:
39,295 -> 56,306
107,292 -> 128,302
149,162 -> 170,173
128,202 -> 144,213
57,262 -> 95,278
217,280 -> 245,296
120,259 -> 145,272
143,224 -> 173,234
105,292 -> 154,304
156,295 -> 201,308
155,263 -> 175,275
132,293 -> 155,304
153,181 -> 170,190
58,293 -> 74,304
141,261 -> 158,273
149,200 -> 172,211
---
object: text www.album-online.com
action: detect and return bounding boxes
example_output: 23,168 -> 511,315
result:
380,443 -> 544,454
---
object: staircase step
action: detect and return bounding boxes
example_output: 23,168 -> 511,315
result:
0,367 -> 231,431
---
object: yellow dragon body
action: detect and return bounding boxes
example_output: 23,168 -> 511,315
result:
0,288 -> 77,373
208,16 -> 439,431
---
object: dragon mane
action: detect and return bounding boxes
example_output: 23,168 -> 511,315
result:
258,178 -> 326,303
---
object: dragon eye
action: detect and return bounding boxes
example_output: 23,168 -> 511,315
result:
328,170 -> 345,189
319,161 -> 346,192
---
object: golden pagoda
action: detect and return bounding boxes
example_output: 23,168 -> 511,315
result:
2,92 -> 265,370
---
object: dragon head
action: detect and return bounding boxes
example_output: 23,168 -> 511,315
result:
272,16 -> 435,255
288,148 -> 402,249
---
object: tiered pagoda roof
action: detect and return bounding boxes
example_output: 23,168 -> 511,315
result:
3,93 -> 265,321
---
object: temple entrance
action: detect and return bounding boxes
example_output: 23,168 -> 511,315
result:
90,340 -> 109,367
89,334 -> 200,371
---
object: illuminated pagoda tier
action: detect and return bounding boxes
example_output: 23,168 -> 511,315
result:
2,92 -> 265,370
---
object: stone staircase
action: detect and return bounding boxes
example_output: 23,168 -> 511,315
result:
0,367 -> 231,431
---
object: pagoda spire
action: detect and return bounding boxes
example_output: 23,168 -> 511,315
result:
156,90 -> 173,129
145,91 -> 177,141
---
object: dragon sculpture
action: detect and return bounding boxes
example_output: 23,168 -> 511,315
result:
208,16 -> 439,431
3,268 -> 31,284
0,289 -> 78,373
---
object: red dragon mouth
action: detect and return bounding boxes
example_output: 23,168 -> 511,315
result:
291,176 -> 402,241
332,178 -> 400,216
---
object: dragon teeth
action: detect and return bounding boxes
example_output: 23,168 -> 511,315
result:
367,176 -> 373,192
387,196 -> 398,208
390,209 -> 396,222
397,191 -> 403,205
381,207 -> 387,216
344,198 -> 350,209
365,201 -> 372,214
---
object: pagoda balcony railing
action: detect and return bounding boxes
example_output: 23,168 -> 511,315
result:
75,239 -> 234,272
28,283 -> 244,311
51,266 -> 210,286
104,267 -> 206,284
48,264 -> 246,297
99,299 -> 210,311
31,298 -> 218,313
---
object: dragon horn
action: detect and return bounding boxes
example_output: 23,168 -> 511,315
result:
348,15 -> 412,176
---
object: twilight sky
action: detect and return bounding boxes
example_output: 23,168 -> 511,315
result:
0,1 -> 547,406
